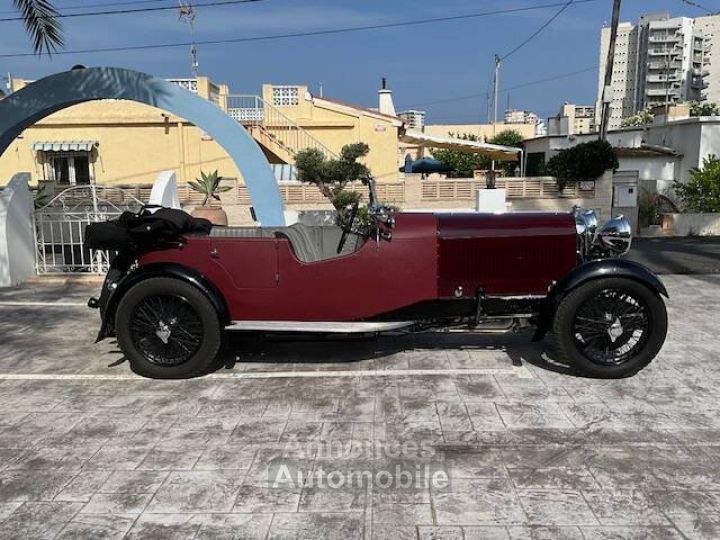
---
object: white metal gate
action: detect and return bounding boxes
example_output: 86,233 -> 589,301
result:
33,185 -> 144,274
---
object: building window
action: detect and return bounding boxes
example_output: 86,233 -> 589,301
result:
208,83 -> 220,105
272,86 -> 299,107
168,79 -> 198,93
44,152 -> 93,185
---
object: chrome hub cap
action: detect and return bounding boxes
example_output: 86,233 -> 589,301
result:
572,288 -> 651,366
155,321 -> 172,344
607,318 -> 624,343
130,295 -> 204,366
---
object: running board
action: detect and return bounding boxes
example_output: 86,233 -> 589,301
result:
226,320 -> 414,333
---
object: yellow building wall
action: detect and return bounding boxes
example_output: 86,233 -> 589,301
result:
261,84 -> 401,181
0,100 -> 243,187
0,78 -> 401,188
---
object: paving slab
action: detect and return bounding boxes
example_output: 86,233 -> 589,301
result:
0,274 -> 717,537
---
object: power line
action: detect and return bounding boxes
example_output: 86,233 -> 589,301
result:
490,0 -> 579,142
680,0 -> 714,14
399,66 -> 598,109
0,0 -> 601,58
501,0 -> 576,61
0,0 -> 263,23
0,0 -> 172,16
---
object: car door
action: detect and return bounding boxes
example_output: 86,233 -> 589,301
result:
209,236 -> 279,289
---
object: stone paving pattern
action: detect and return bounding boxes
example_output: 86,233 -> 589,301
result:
0,275 -> 718,538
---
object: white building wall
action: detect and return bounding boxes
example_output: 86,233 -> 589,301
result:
524,118 -> 720,189
597,23 -> 639,130
696,15 -> 720,103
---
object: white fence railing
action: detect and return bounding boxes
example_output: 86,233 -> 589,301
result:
33,186 -> 144,274
421,178 -> 596,201
227,94 -> 335,160
34,209 -> 121,274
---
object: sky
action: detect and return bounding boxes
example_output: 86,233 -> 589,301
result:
0,0 -> 717,123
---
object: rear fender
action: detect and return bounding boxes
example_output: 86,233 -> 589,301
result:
96,262 -> 229,341
533,258 -> 668,341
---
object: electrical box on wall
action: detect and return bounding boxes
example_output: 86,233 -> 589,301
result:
613,183 -> 638,208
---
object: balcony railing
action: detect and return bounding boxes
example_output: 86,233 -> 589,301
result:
227,94 -> 335,160
167,79 -> 198,93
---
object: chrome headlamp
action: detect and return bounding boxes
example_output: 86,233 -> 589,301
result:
574,208 -> 599,259
574,208 -> 598,235
595,215 -> 632,257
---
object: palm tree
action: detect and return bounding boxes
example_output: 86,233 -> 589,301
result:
13,0 -> 63,54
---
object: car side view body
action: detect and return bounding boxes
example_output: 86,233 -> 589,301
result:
88,179 -> 668,379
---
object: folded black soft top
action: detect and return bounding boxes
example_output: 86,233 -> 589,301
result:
86,206 -> 212,252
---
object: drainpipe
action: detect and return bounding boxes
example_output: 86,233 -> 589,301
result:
177,121 -> 186,182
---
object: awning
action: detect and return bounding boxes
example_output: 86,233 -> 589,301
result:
31,141 -> 97,152
400,129 -> 520,162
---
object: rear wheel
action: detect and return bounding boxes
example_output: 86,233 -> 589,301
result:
552,277 -> 667,378
116,277 -> 222,379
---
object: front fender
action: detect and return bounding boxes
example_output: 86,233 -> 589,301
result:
533,258 -> 668,341
96,262 -> 229,341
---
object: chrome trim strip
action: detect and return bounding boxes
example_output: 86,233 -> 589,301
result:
226,320 -> 414,333
483,295 -> 545,300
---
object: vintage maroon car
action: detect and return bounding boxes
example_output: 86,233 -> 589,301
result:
89,180 -> 668,380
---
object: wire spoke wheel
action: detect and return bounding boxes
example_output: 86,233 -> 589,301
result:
572,288 -> 650,366
129,294 -> 204,367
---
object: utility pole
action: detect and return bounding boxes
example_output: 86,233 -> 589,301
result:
178,1 -> 199,78
599,0 -> 622,140
493,54 -> 501,137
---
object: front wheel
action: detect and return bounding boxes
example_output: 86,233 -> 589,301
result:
552,277 -> 668,378
115,277 -> 223,379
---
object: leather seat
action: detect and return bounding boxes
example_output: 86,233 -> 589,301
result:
277,223 -> 363,263
209,224 -> 363,263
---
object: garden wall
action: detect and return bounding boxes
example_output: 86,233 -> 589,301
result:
661,213 -> 720,236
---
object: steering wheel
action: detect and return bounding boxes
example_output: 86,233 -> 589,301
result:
337,201 -> 359,254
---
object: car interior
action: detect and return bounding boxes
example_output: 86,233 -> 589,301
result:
209,223 -> 366,263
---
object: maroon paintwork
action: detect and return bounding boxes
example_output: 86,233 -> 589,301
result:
139,212 -> 578,322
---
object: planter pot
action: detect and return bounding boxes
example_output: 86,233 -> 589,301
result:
192,205 -> 228,226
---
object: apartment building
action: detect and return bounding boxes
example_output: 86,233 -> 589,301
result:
549,103 -> 597,135
596,12 -> 712,130
696,14 -> 720,103
504,109 -> 539,126
397,110 -> 426,130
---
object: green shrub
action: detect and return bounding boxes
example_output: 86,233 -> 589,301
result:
543,140 -> 618,190
674,154 -> 720,213
621,107 -> 653,127
689,101 -> 720,117
433,129 -> 523,178
295,143 -> 372,226
433,133 -> 488,178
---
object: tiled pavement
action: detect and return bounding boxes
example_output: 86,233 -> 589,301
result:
0,275 -> 719,538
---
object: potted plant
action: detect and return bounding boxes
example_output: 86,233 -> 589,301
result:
189,170 -> 230,225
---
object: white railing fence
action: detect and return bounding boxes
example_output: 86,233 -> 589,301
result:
227,94 -> 335,160
33,186 -> 144,274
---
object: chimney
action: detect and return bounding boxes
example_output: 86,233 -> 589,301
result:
378,77 -> 396,117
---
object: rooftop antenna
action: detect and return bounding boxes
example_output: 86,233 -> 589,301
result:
178,0 -> 199,78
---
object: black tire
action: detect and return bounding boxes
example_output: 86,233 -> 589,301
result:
552,277 -> 667,379
115,277 -> 222,379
